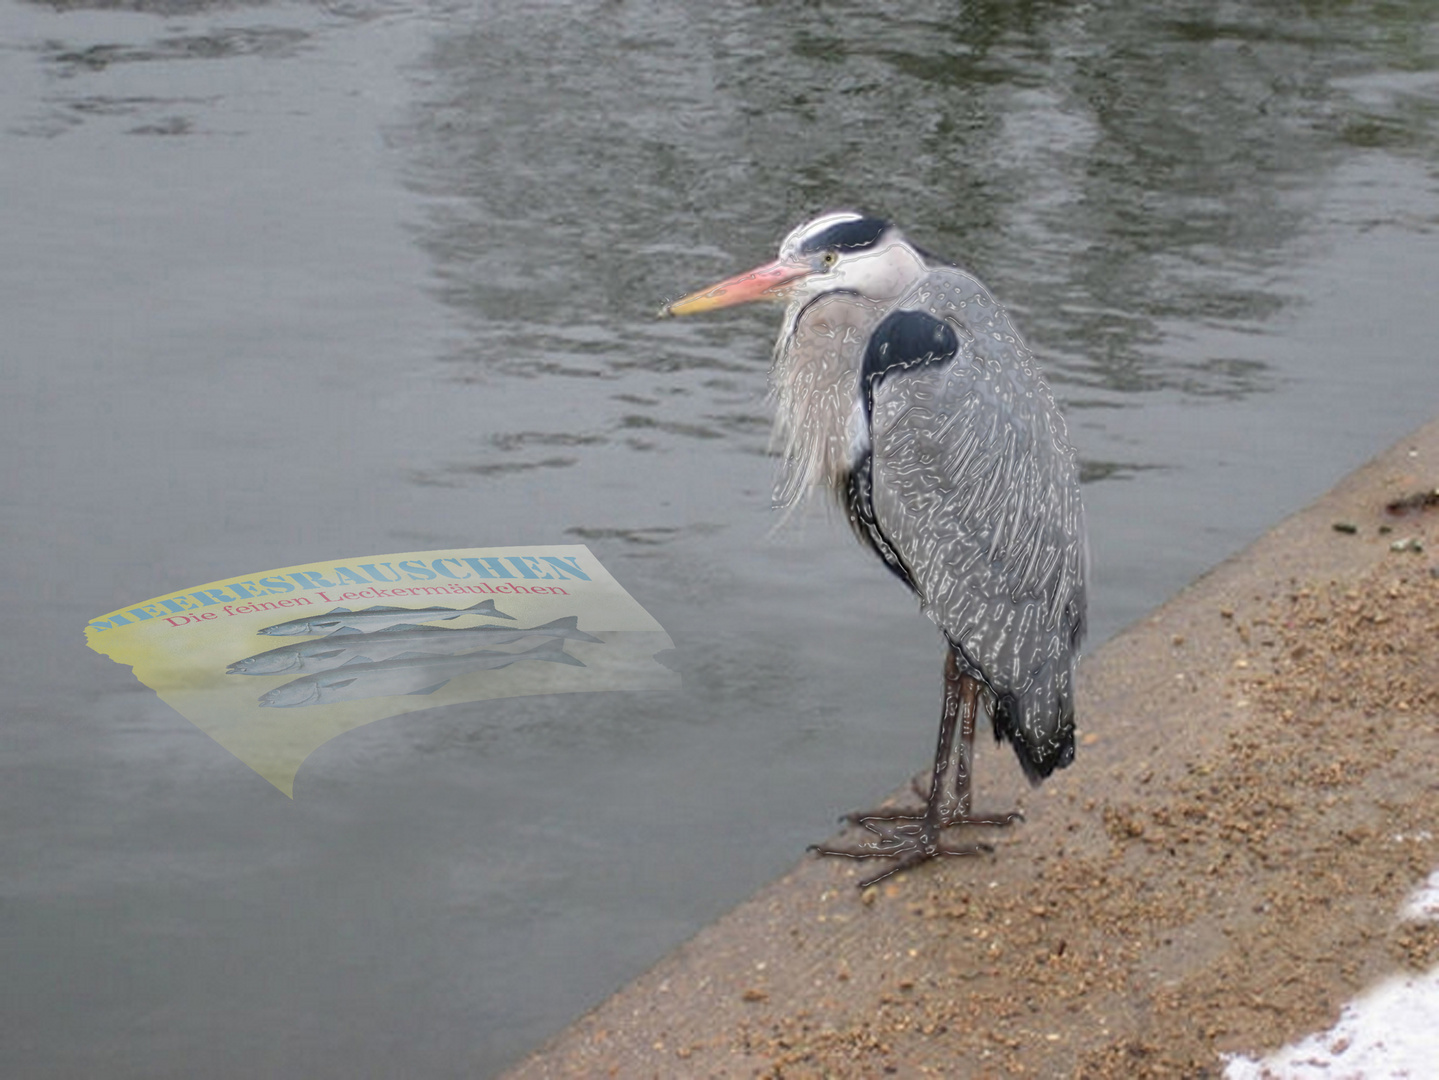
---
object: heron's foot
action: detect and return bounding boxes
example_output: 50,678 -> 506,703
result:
841,804 -> 1024,829
810,809 -> 1023,888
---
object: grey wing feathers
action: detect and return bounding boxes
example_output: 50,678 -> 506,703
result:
866,268 -> 1087,780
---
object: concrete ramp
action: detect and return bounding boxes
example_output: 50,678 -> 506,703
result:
504,415 -> 1439,1079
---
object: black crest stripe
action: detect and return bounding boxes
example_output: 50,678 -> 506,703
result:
795,216 -> 889,255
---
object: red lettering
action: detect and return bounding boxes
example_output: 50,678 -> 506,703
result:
164,612 -> 218,626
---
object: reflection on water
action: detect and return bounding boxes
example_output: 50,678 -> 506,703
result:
46,25 -> 311,71
3,0 -> 1438,1077
406,0 -> 1436,424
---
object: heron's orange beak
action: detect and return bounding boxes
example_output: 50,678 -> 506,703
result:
663,259 -> 811,317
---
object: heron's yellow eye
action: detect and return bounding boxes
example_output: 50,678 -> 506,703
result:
822,251 -> 838,268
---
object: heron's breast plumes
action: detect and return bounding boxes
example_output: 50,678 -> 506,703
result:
769,294 -> 887,510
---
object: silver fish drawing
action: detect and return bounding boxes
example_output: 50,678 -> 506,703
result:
257,598 -> 514,636
228,617 -> 601,675
257,638 -> 585,708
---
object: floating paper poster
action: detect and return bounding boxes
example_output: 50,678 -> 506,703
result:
85,546 -> 677,795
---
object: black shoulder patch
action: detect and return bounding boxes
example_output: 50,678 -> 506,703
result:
860,309 -> 959,415
795,216 -> 890,255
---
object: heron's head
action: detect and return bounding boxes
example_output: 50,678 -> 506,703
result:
663,212 -> 927,317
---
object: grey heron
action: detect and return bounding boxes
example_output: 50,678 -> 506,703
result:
665,213 -> 1087,887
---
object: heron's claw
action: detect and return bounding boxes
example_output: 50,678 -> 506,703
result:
838,805 -> 921,825
810,835 -> 990,888
842,806 -> 1023,829
812,807 -> 1023,887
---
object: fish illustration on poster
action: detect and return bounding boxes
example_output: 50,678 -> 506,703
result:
84,546 -> 678,795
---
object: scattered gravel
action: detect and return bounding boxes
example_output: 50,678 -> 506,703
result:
720,561 -> 1438,1079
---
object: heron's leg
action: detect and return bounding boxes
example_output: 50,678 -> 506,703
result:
811,652 -> 1022,887
837,656 -> 1022,827
931,663 -> 1024,828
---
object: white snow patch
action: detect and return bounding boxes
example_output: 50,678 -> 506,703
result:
1223,868 -> 1439,1080
1400,869 -> 1439,923
1223,968 -> 1439,1079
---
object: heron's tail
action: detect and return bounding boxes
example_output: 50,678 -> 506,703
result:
989,656 -> 1077,785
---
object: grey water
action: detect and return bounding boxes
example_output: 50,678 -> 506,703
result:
3,0 -> 1437,1075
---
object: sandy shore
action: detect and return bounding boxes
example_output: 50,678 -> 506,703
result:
503,417 -> 1439,1079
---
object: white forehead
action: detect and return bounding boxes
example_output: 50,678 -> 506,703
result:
778,212 -> 870,257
